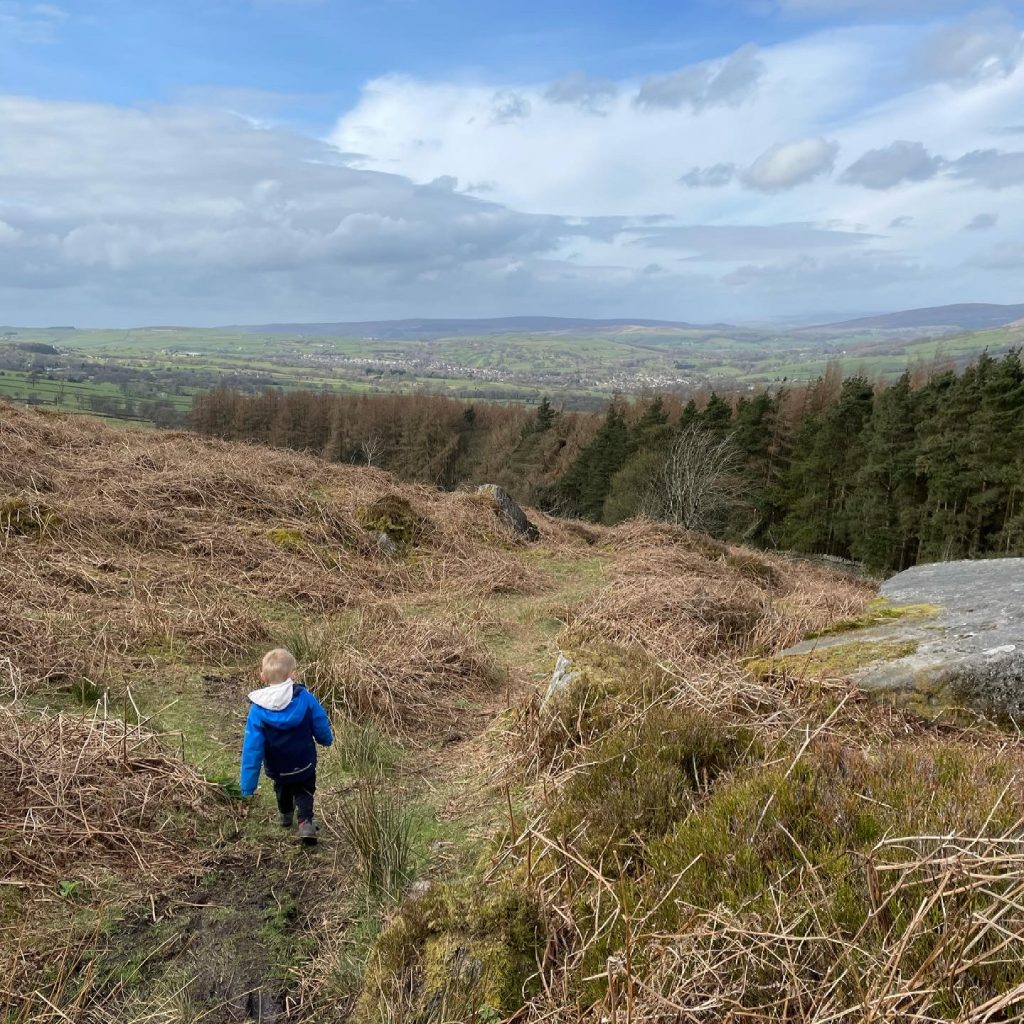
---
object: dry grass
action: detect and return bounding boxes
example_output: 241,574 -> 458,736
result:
293,602 -> 502,731
0,702 -> 222,887
13,400 -> 1016,1024
0,402 -> 575,696
512,829 -> 1024,1024
564,529 -> 872,670
493,524 -> 1024,1024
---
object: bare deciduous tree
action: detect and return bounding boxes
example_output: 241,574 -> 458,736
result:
359,435 -> 387,467
645,425 -> 744,534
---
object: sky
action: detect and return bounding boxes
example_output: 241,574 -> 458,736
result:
2,0 -> 1024,326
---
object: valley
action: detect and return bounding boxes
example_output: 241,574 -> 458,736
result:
3,304 -> 1023,426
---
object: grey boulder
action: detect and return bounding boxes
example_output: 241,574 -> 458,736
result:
476,484 -> 540,541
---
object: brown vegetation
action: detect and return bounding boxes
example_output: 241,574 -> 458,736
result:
0,402 -> 560,697
0,706 -> 220,887
8,399 -> 1024,1024
493,544 -> 1024,1023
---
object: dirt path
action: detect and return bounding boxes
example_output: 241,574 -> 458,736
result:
81,558 -> 610,1023
409,571 -> 606,825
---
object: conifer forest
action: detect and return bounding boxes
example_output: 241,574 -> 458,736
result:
192,349 -> 1024,573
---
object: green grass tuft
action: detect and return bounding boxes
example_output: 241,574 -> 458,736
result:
336,785 -> 417,901
335,719 -> 401,778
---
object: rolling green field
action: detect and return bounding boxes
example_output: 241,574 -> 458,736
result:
1,318 -> 1021,426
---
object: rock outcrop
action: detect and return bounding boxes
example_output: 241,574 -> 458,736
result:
476,484 -> 540,541
778,558 -> 1024,720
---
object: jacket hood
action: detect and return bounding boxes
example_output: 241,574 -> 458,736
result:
248,680 -> 296,711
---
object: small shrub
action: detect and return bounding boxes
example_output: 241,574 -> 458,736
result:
648,738 -> 1024,922
546,706 -> 759,862
533,649 -> 677,770
536,672 -> 629,770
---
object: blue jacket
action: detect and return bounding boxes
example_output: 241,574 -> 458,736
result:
239,683 -> 333,796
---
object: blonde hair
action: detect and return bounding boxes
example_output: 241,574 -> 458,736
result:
262,647 -> 298,684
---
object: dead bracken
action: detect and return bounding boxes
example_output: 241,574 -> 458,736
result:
5,400 -> 1024,1024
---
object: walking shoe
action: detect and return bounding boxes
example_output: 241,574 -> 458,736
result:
297,818 -> 318,843
278,812 -> 294,828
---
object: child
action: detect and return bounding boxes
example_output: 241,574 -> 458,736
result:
240,647 -> 334,841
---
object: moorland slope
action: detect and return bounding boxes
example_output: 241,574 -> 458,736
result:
3,401 -> 1024,1023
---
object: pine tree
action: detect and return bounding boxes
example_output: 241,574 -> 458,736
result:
603,397 -> 673,523
847,373 -> 921,570
535,397 -> 556,432
559,403 -> 629,520
678,399 -> 699,431
914,366 -> 979,562
779,376 -> 874,556
964,351 -> 1024,555
700,392 -> 733,436
733,391 -> 781,541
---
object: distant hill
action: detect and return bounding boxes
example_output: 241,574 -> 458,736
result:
234,316 -> 730,339
813,303 -> 1024,333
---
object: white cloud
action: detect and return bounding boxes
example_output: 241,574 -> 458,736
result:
319,24 -> 1024,316
841,140 -> 943,188
969,240 -> 1024,268
0,1 -> 66,44
6,15 -> 1024,323
634,45 -> 764,111
545,71 -> 617,114
628,222 -> 873,257
741,137 -> 840,192
0,96 -> 670,323
679,163 -> 737,188
490,91 -> 531,124
949,148 -> 1024,188
913,9 -> 1024,84
723,252 -> 924,294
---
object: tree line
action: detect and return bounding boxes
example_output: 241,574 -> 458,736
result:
191,349 -> 1024,572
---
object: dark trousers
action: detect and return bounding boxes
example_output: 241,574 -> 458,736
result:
272,774 -> 316,821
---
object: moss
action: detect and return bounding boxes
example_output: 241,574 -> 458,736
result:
536,647 -> 673,768
614,735 -> 1024,1015
352,882 -> 541,1024
805,598 -> 939,638
748,638 -> 919,680
355,493 -> 430,549
422,934 -> 524,1017
546,706 -> 761,863
267,526 -> 306,551
647,738 -> 1024,926
1,495 -> 62,538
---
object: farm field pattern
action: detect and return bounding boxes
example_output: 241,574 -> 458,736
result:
2,317 -> 1022,423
